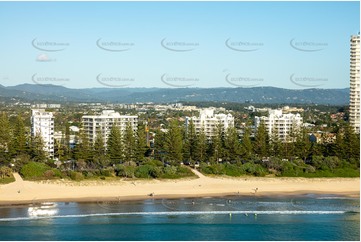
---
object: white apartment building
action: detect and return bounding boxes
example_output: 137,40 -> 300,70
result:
185,109 -> 234,139
350,34 -> 360,133
31,109 -> 55,157
82,110 -> 138,145
255,109 -> 303,142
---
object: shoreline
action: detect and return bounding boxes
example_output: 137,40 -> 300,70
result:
0,172 -> 359,206
0,190 -> 359,207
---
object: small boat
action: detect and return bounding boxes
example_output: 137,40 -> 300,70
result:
39,202 -> 56,209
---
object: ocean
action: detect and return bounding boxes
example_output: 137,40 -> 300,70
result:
0,194 -> 359,241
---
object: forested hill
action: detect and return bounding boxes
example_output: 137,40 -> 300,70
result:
0,84 -> 349,105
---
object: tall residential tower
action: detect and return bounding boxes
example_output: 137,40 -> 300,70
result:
350,34 -> 360,133
82,110 -> 138,145
31,109 -> 55,158
255,109 -> 303,143
185,109 -> 234,139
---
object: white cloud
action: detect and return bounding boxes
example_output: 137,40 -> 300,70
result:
36,53 -> 54,62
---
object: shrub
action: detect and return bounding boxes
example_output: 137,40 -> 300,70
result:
224,163 -> 245,177
199,163 -> 213,174
324,156 -> 341,170
69,171 -> 84,181
164,166 -> 177,176
150,166 -> 163,178
0,166 -> 13,179
100,167 -> 114,177
176,166 -> 194,177
123,161 -> 137,167
82,171 -> 94,178
43,170 -> 55,179
135,165 -> 153,178
12,154 -> 31,172
304,165 -> 316,173
310,156 -> 324,169
52,168 -> 62,178
143,159 -> 163,167
159,166 -> 194,179
0,166 -> 14,184
20,162 -> 51,180
242,162 -> 268,177
117,165 -> 136,178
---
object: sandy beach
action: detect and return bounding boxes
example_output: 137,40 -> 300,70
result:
0,170 -> 359,205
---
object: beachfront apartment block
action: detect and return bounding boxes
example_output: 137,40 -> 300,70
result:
255,109 -> 303,143
82,110 -> 138,145
185,109 -> 234,139
350,34 -> 360,133
31,109 -> 55,158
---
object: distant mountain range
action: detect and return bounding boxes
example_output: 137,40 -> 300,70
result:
0,84 -> 350,105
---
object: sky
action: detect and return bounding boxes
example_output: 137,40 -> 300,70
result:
0,1 -> 359,89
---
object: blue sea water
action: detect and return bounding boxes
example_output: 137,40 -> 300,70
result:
0,194 -> 359,241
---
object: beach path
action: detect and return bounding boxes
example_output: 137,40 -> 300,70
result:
13,173 -> 24,183
190,168 -> 206,179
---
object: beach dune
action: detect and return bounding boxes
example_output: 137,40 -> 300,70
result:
0,171 -> 359,205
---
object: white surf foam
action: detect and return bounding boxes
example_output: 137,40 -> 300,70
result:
0,210 -> 348,222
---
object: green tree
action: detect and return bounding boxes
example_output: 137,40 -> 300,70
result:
0,113 -> 11,163
335,124 -> 360,166
269,125 -> 281,157
11,115 -> 28,157
107,125 -> 124,163
29,133 -> 47,162
154,129 -> 166,162
240,127 -> 253,159
135,124 -> 148,162
195,127 -> 208,163
184,119 -> 198,163
284,121 -> 299,157
224,126 -> 241,162
294,127 -> 312,162
123,123 -> 136,162
74,127 -> 92,163
210,123 -> 224,163
164,120 -> 183,163
54,139 -> 64,161
63,122 -> 71,159
93,130 -> 108,168
254,121 -> 269,157
334,127 -> 345,158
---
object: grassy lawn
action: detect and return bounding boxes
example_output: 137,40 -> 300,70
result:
0,175 -> 15,184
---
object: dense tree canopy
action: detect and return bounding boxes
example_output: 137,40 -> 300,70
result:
0,109 -> 359,179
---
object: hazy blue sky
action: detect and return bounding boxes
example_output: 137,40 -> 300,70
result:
0,1 -> 359,89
